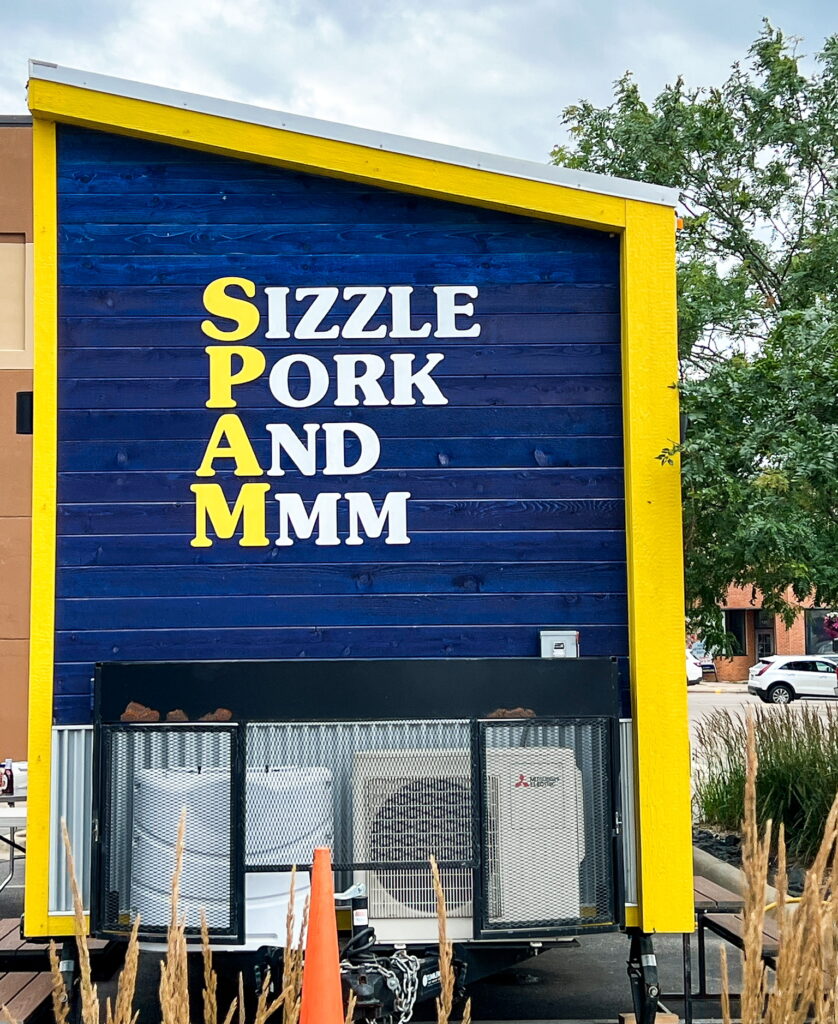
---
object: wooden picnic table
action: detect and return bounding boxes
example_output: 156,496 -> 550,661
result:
692,874 -> 745,1001
665,876 -> 746,1024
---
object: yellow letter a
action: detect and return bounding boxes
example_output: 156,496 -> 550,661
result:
195,414 -> 263,477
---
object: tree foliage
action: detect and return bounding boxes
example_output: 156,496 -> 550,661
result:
552,23 -> 838,649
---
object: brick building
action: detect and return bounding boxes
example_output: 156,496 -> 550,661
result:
714,586 -> 836,682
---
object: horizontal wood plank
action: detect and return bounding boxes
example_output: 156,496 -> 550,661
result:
56,468 -> 625,504
59,374 -> 622,411
55,592 -> 628,630
59,252 -> 617,286
59,342 -> 621,374
0,972 -> 52,1022
57,406 -> 623,441
59,284 -> 620,317
57,529 -> 627,567
58,436 -> 625,473
56,560 -> 627,599
56,498 -> 626,535
52,623 -> 629,682
58,221 -> 620,256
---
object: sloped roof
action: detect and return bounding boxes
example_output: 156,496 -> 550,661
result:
28,61 -> 679,209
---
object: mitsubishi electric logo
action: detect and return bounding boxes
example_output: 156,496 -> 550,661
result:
514,775 -> 562,789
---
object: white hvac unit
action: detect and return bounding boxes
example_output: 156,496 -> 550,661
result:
352,749 -> 474,943
131,766 -> 332,949
351,746 -> 584,943
483,747 -> 584,926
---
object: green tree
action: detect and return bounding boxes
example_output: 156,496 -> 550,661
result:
552,23 -> 838,650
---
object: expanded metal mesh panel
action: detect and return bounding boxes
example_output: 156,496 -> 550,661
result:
247,721 -> 473,919
96,725 -> 240,939
479,719 -> 616,932
94,717 -> 617,938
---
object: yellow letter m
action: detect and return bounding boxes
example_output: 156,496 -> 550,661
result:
190,482 -> 271,547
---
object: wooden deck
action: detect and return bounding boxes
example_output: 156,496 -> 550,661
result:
0,969 -> 53,1024
0,918 -> 122,1023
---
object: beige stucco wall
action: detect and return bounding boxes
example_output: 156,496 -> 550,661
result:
0,121 -> 32,760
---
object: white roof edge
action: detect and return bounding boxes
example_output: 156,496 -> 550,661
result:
28,61 -> 681,209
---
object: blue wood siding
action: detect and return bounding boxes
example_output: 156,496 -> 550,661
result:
53,126 -> 626,723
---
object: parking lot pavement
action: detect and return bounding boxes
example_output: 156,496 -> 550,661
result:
410,929 -> 742,1021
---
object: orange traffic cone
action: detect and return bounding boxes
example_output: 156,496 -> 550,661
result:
300,847 -> 344,1024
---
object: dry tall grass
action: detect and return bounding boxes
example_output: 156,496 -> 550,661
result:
721,713 -> 838,1023
0,817 -> 472,1024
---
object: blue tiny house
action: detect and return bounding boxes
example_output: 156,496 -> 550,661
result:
25,63 -> 692,1020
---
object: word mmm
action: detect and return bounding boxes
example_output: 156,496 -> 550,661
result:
190,485 -> 410,547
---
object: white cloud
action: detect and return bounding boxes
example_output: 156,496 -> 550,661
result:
1,0 -> 835,162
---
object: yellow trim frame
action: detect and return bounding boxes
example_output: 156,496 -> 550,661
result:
622,203 -> 693,933
26,117 -> 61,937
25,78 -> 693,936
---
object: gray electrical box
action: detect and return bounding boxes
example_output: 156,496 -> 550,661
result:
539,630 -> 580,659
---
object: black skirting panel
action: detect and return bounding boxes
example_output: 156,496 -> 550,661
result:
95,657 -> 619,723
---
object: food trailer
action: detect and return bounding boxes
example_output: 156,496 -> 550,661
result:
23,62 -> 693,1022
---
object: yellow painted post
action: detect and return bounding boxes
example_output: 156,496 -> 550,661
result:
621,199 -> 693,933
25,117 -> 64,938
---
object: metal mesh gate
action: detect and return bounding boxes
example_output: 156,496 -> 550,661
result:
246,721 -> 474,921
477,718 -> 619,935
93,717 -> 620,941
93,725 -> 243,941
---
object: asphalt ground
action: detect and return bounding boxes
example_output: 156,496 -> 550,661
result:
6,685 -> 832,1021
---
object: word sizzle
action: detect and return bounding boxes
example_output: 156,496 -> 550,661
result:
191,277 -> 481,548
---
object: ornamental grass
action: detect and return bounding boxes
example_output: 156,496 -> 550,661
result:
720,713 -> 838,1023
695,703 -> 838,863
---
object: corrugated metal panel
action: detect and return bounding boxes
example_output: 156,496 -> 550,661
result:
49,725 -> 93,914
620,719 -> 637,905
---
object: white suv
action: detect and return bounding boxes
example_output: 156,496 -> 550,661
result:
748,655 -> 838,704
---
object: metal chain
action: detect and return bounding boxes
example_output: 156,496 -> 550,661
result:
340,951 -> 421,1024
390,951 -> 421,1022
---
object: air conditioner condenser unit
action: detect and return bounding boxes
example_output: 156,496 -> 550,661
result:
484,746 -> 584,926
351,745 -> 584,942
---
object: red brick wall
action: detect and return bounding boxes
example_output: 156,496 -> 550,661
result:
713,585 -> 811,682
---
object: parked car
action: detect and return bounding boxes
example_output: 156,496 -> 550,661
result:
747,655 -> 838,703
687,649 -> 703,685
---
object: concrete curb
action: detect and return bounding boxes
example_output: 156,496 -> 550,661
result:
694,844 -> 778,904
689,682 -> 748,693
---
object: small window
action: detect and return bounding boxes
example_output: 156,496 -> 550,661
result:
815,661 -> 836,674
724,610 -> 747,655
786,661 -> 815,672
756,608 -> 774,629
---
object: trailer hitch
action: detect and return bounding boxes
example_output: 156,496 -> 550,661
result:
626,929 -> 660,1024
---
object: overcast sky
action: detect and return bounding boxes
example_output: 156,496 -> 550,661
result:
1,0 -> 835,163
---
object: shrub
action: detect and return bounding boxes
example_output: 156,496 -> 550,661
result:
695,704 -> 838,862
